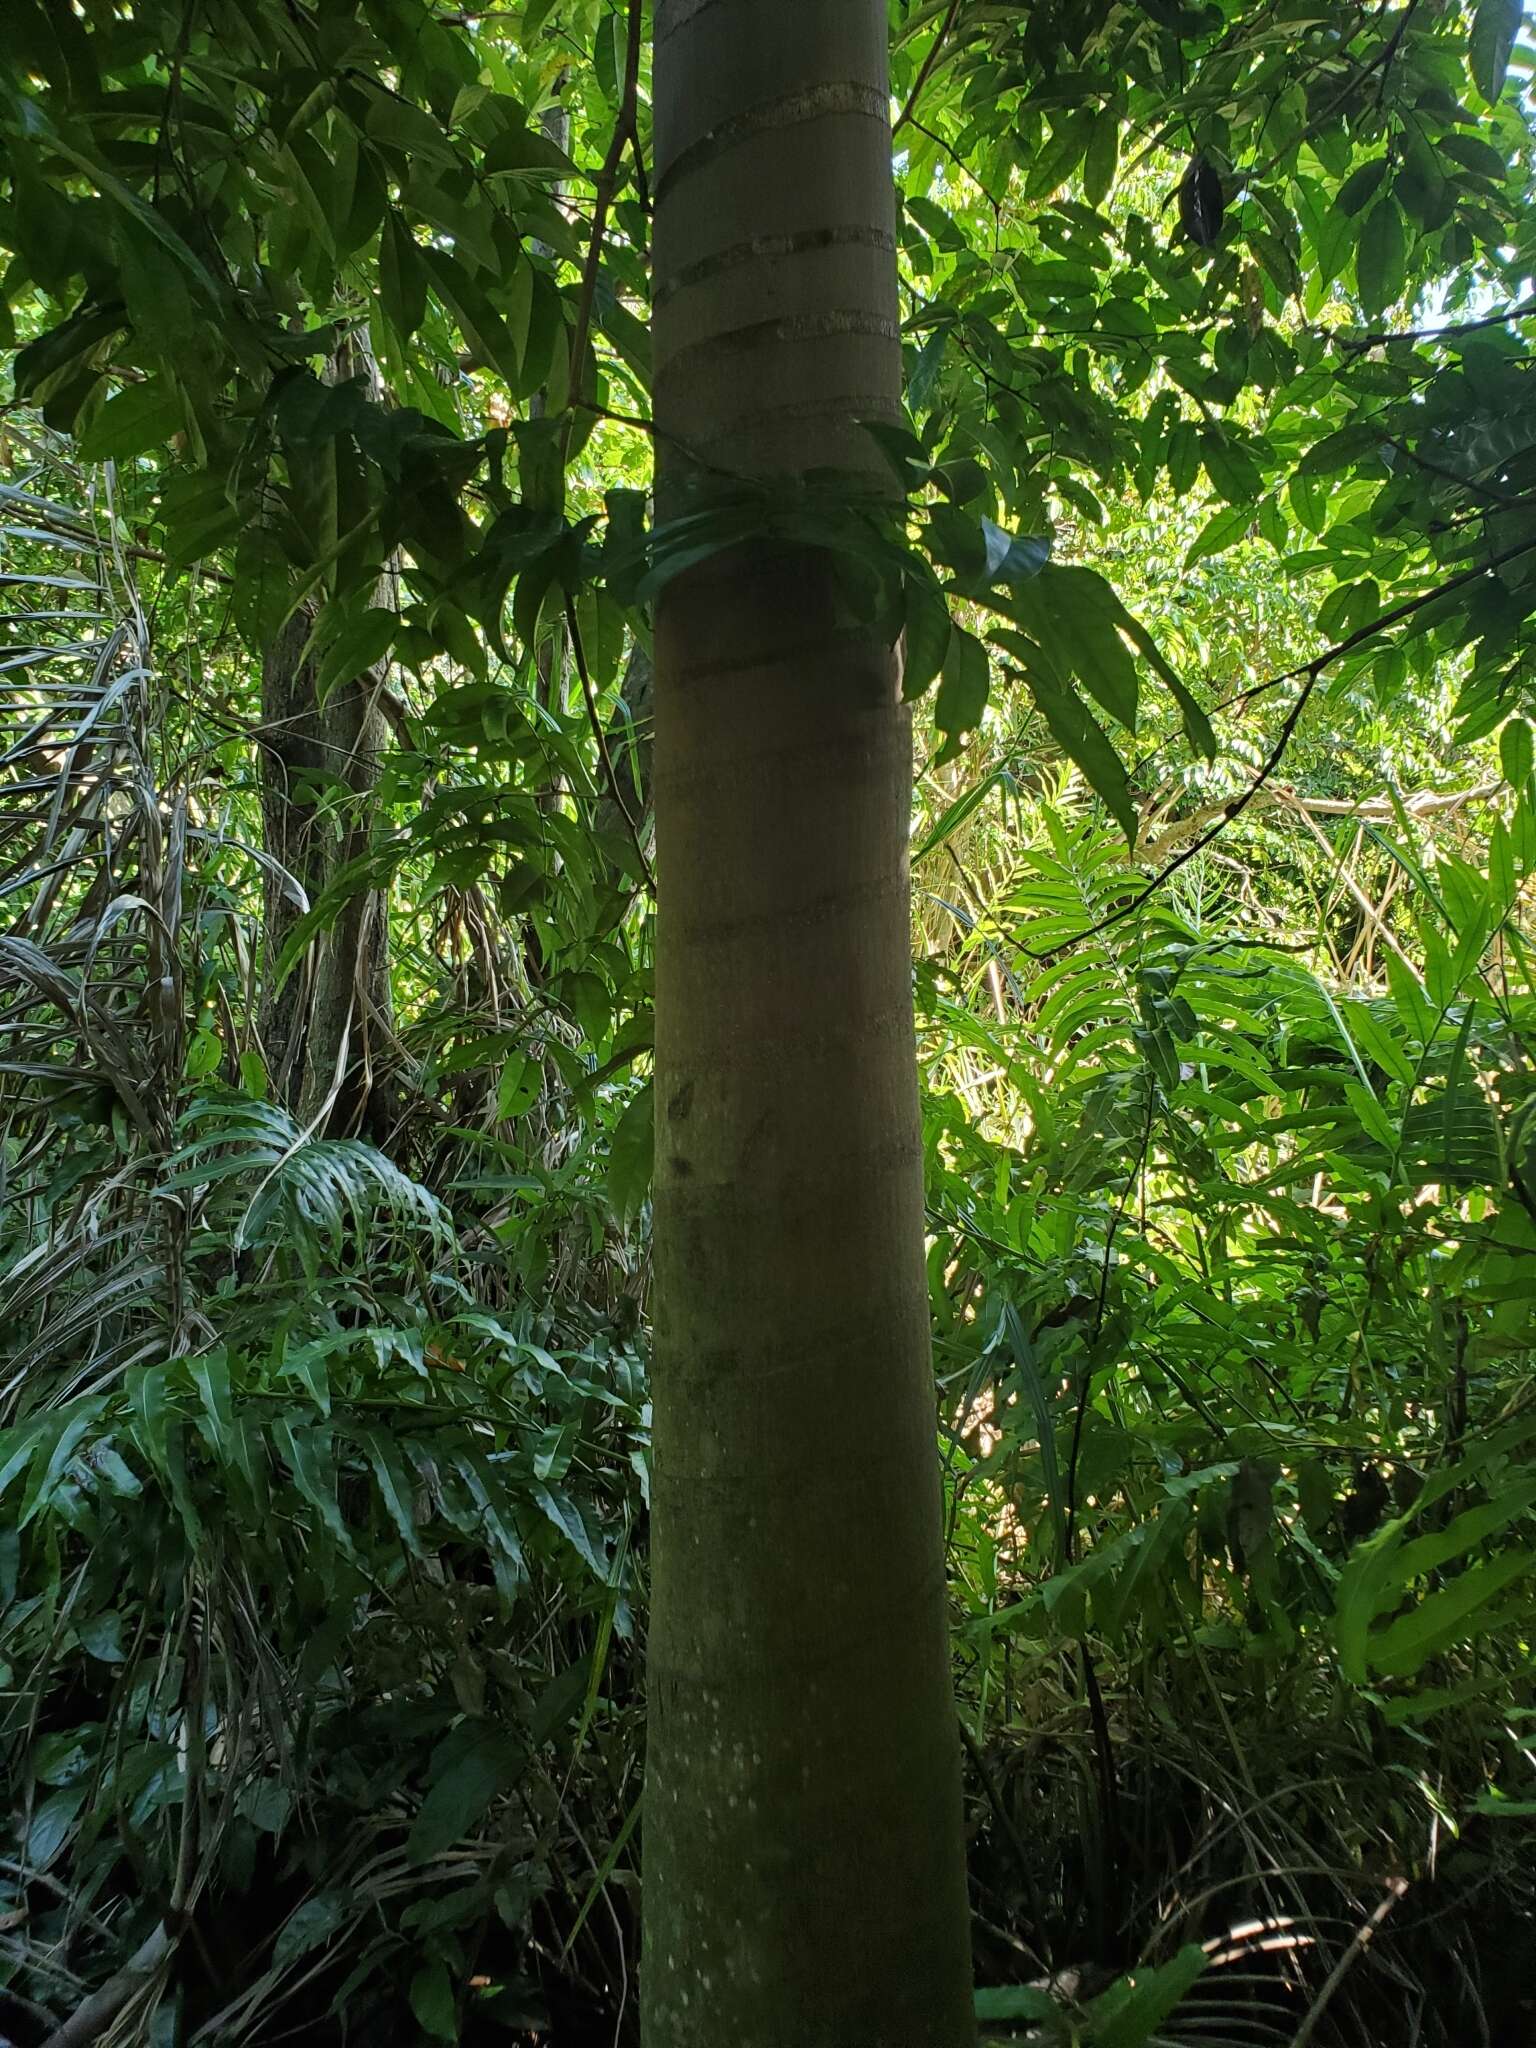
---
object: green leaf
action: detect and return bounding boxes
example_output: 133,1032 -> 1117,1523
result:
1439,131 -> 1508,180
410,1960 -> 459,2041
1397,134 -> 1454,231
316,607 -> 397,701
594,12 -> 626,106
608,1082 -> 654,1227
935,626 -> 990,747
980,517 -> 1051,589
1167,421 -> 1201,495
1090,1946 -> 1209,2048
275,1417 -> 353,1554
1356,196 -> 1407,316
408,1721 -> 521,1863
1289,470 -> 1328,533
999,632 -> 1136,839
20,1401 -> 105,1527
532,1481 -> 607,1578
1300,423 -> 1384,477
25,1787 -> 85,1870
274,1892 -> 350,1972
355,1422 -> 425,1556
902,570 -> 952,699
423,246 -> 523,386
975,1983 -> 1057,2021
1368,1549 -> 1536,1678
1294,171 -> 1355,291
481,119 -> 577,179
1185,503 -> 1252,566
1336,157 -> 1389,216
380,209 -> 428,339
0,1416 -> 53,1501
860,417 -> 932,493
189,1348 -> 235,1455
75,1610 -> 127,1663
1083,104 -> 1121,207
1202,432 -> 1263,505
1501,716 -> 1533,787
362,87 -> 456,166
1470,0 -> 1521,102
914,767 -> 1011,860
76,376 -> 183,461
1472,1788 -> 1536,1817
906,194 -> 966,252
999,566 -> 1139,729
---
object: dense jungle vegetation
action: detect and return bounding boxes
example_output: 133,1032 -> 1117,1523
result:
2,0 -> 1536,2041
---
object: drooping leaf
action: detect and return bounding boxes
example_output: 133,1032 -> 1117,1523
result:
1356,196 -> 1407,316
1470,0 -> 1521,102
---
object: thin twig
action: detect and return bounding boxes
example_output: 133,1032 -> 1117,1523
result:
904,115 -> 1004,213
893,0 -> 962,135
1026,533 -> 1536,963
1218,532 -> 1536,713
1339,295 -> 1536,350
563,0 -> 643,463
1289,1878 -> 1409,2048
563,596 -> 655,894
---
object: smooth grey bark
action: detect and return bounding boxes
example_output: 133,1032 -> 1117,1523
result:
642,3 -> 975,2042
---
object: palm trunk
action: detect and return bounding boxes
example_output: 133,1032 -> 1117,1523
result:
642,5 -> 975,2041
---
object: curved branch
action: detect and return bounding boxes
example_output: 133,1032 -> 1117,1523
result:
563,0 -> 644,462
893,0 -> 962,135
1025,535 -> 1536,963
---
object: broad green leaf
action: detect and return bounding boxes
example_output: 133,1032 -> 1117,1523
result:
980,517 -> 1051,589
999,633 -> 1136,839
274,1892 -> 350,1972
1439,131 -> 1507,179
1090,1945 -> 1208,2048
936,627 -> 990,747
75,1610 -> 127,1662
608,1082 -> 654,1226
1167,421 -> 1201,495
1336,157 -> 1389,216
1501,716 -> 1533,787
1083,104 -> 1120,206
1370,1548 -> 1536,1677
1202,432 -> 1262,505
1397,134 -> 1453,230
408,1720 -> 522,1863
1470,0 -> 1521,102
1186,503 -> 1252,567
1356,196 -> 1407,316
355,1422 -> 425,1556
380,209 -> 428,339
975,1983 -> 1057,2021
532,1481 -> 607,1578
76,376 -> 183,461
998,566 -> 1139,730
410,1960 -> 459,2041
316,607 -> 397,701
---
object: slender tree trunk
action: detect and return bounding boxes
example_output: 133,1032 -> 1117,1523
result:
258,612 -> 389,1128
643,5 -> 975,2042
259,333 -> 392,1133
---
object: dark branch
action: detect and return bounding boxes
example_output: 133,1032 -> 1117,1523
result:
893,0 -> 963,136
1025,533 -> 1536,962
